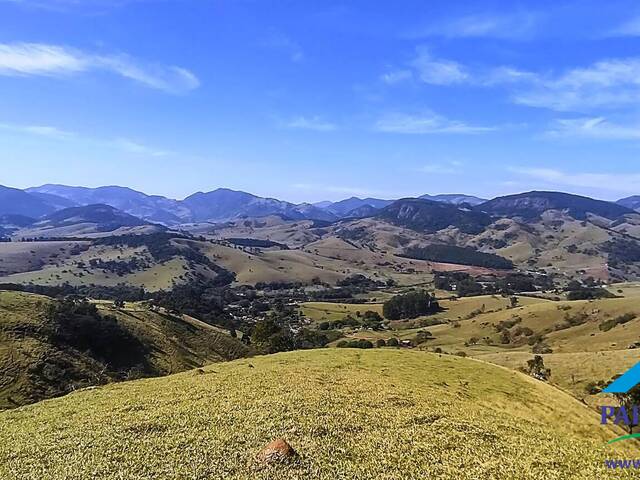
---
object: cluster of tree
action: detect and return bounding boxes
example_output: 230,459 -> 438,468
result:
87,258 -> 147,276
45,298 -> 149,373
255,281 -> 305,291
401,244 -> 514,269
336,339 -> 374,349
382,290 -> 440,320
524,355 -> 551,381
250,316 -> 329,354
317,310 -> 385,331
151,278 -> 235,328
226,238 -> 288,249
435,271 -> 554,297
0,282 -> 146,302
565,279 -> 615,301
434,272 -> 484,297
604,239 -> 640,267
336,274 -> 392,289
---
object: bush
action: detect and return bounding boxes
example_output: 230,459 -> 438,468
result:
600,313 -> 636,332
375,339 -> 386,348
336,339 -> 374,349
386,337 -> 399,347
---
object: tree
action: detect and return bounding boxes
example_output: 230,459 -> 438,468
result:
525,355 -> 551,381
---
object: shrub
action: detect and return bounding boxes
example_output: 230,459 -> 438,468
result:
386,337 -> 399,347
375,339 -> 386,348
600,313 -> 636,332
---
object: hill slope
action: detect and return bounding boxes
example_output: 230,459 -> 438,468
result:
0,291 -> 247,409
0,349 -> 632,479
0,185 -> 56,218
377,198 -> 492,234
27,184 -> 189,225
477,191 -> 635,220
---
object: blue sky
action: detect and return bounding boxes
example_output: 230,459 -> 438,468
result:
2,0 -> 640,202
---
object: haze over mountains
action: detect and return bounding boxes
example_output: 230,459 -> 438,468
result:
6,184 -> 639,228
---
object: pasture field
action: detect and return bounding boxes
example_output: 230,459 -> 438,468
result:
0,349 -> 633,479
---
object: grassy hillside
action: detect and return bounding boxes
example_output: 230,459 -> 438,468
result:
0,291 -> 248,409
0,349 -> 632,479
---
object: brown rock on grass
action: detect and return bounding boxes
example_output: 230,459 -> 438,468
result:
256,438 -> 298,464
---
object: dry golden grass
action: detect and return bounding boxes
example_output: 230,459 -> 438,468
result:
0,349 -> 634,479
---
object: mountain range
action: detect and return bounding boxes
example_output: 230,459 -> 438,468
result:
1,184 -> 490,226
2,184 -> 640,234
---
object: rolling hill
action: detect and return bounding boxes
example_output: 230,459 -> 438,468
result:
377,198 -> 492,234
17,204 -> 165,238
27,184 -> 189,225
183,188 -> 336,222
477,191 -> 635,220
0,348 -> 632,479
0,290 -> 248,409
420,193 -> 487,206
618,195 -> 640,212
0,185 -> 58,218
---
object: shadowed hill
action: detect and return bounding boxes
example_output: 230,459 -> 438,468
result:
0,291 -> 248,409
378,198 -> 492,234
477,191 -> 635,220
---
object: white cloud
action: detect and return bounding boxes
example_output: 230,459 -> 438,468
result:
510,167 -> 640,195
375,112 -> 496,135
512,58 -> 640,111
281,116 -> 337,132
546,117 -> 640,140
606,17 -> 640,37
380,69 -> 412,85
410,12 -> 539,40
0,43 -> 199,93
0,123 -> 76,139
410,48 -> 469,85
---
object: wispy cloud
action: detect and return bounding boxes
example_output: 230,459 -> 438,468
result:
545,117 -> 640,140
0,121 -> 172,156
410,47 -> 469,85
108,138 -> 171,157
0,43 -> 200,93
510,167 -> 640,195
606,16 -> 640,37
380,69 -> 412,85
281,116 -> 337,132
0,123 -> 76,139
375,112 -> 496,135
408,12 -> 539,40
512,58 -> 640,111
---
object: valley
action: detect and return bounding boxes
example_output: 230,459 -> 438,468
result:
2,184 -> 640,478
